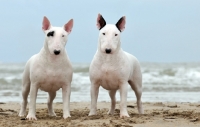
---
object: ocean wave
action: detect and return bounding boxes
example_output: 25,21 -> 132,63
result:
0,62 -> 200,102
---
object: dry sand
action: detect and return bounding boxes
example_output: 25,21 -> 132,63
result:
0,101 -> 200,127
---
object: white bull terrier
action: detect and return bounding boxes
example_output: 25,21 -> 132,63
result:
18,16 -> 73,120
89,14 -> 143,118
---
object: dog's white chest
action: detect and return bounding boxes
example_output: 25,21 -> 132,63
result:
98,64 -> 122,90
39,69 -> 65,92
90,52 -> 132,91
31,61 -> 71,92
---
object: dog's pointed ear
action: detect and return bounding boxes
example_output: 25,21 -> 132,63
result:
97,13 -> 106,30
42,16 -> 51,31
116,16 -> 126,32
64,19 -> 73,34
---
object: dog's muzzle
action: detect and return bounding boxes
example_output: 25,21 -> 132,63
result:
105,48 -> 112,54
54,50 -> 61,55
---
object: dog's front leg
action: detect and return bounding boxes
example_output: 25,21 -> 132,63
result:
89,83 -> 100,116
62,83 -> 71,119
119,83 -> 130,118
26,84 -> 38,120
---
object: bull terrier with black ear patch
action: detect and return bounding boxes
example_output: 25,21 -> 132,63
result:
19,16 -> 73,120
89,14 -> 143,118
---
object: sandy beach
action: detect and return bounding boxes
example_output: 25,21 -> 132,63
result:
0,101 -> 200,127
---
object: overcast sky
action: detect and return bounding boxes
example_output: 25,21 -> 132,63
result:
0,0 -> 199,63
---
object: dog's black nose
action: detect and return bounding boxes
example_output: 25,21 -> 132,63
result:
105,48 -> 111,54
54,50 -> 60,55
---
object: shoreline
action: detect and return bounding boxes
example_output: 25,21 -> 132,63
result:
0,102 -> 200,126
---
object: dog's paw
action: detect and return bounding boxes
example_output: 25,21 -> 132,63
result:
120,113 -> 130,118
88,111 -> 97,116
48,111 -> 57,116
26,114 -> 37,120
120,111 -> 130,118
19,111 -> 26,117
63,114 -> 71,119
107,109 -> 115,115
139,110 -> 144,114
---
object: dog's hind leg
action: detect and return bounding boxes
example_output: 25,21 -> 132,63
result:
107,89 -> 117,115
47,91 -> 56,116
19,66 -> 30,117
129,80 -> 143,114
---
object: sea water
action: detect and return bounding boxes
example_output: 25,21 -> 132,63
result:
0,62 -> 199,103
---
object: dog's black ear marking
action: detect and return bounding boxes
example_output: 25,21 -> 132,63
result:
47,31 -> 54,37
99,15 -> 106,30
116,17 -> 123,32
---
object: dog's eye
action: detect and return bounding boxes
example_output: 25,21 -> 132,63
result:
62,35 -> 65,37
102,33 -> 105,35
115,34 -> 118,36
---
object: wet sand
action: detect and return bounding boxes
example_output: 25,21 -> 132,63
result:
0,101 -> 200,127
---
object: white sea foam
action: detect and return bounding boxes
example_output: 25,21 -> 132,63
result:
0,62 -> 199,103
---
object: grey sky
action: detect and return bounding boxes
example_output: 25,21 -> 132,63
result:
0,0 -> 200,63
